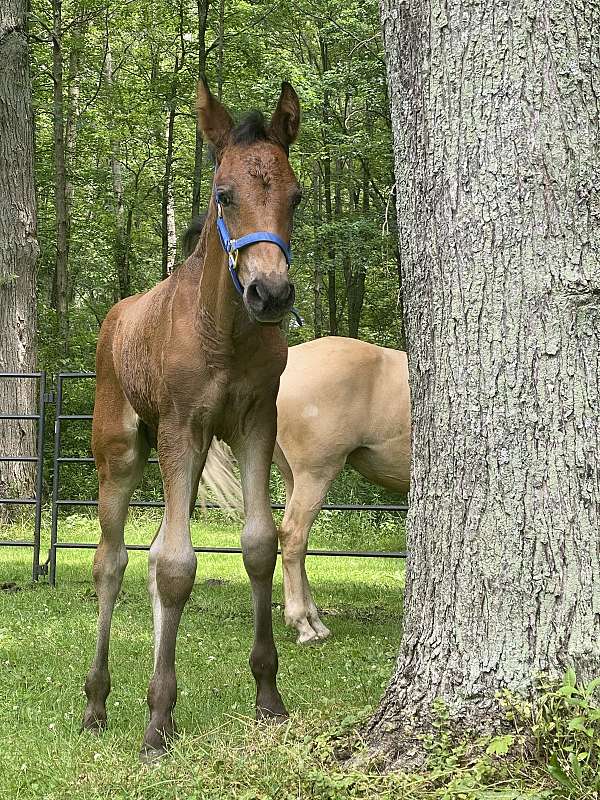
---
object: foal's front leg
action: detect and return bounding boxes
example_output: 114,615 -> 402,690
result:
140,433 -> 205,761
234,416 -> 288,721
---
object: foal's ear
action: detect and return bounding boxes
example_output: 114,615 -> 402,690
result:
196,77 -> 234,156
269,81 -> 300,152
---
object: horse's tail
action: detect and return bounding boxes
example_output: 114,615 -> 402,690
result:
199,438 -> 244,517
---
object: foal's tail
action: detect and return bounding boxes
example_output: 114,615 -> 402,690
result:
199,438 -> 244,517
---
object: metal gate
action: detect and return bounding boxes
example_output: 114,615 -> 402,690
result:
0,372 -> 49,581
2,371 -> 408,585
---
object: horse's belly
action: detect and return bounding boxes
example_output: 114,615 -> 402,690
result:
347,438 -> 410,494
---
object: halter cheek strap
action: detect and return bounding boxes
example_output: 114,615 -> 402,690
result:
214,192 -> 303,326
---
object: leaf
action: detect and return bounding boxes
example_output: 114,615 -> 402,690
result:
585,676 -> 600,694
570,751 -> 583,782
564,667 -> 577,688
547,756 -> 575,791
486,734 -> 514,756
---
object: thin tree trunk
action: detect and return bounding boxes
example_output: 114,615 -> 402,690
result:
162,106 -> 177,278
51,0 -> 69,346
323,155 -> 337,335
320,37 -> 337,335
347,157 -> 369,338
370,0 -> 600,760
312,161 -> 323,338
0,0 -> 39,516
217,0 -> 224,100
103,38 -> 130,300
191,0 -> 209,218
65,13 -> 85,305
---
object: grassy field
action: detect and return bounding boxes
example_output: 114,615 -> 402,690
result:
0,510 -> 409,799
0,511 -> 567,799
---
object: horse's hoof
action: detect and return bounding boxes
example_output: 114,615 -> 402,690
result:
311,621 -> 332,641
80,714 -> 107,734
296,625 -> 329,645
139,744 -> 168,764
256,707 -> 289,726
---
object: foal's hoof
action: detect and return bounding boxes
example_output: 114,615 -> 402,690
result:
256,703 -> 289,726
139,744 -> 168,765
80,713 -> 107,735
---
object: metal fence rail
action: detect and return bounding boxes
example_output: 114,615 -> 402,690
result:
0,372 -> 48,580
1,370 -> 408,585
48,372 -> 408,586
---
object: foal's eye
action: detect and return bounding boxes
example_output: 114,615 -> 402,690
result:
217,190 -> 232,207
292,191 -> 303,209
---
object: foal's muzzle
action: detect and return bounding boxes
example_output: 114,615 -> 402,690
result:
245,278 -> 295,324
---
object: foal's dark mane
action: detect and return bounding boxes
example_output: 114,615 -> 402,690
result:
181,214 -> 207,259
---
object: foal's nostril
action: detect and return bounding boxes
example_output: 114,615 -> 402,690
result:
246,280 -> 267,308
245,278 -> 294,319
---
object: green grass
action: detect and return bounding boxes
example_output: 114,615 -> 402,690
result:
0,512 -> 560,799
0,511 -> 405,799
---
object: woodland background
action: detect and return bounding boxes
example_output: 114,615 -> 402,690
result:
32,0 -> 401,373
0,0 -> 403,506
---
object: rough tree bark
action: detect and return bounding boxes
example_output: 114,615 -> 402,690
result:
0,0 -> 39,514
370,0 -> 600,758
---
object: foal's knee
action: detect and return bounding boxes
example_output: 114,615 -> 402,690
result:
155,546 -> 197,607
92,544 -> 128,590
249,640 -> 278,681
241,517 -> 277,579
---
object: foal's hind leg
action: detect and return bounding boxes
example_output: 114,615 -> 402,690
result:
82,401 -> 149,732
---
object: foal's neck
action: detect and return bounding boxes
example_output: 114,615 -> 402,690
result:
192,203 -> 259,364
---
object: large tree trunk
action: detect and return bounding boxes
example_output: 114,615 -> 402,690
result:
0,0 -> 39,514
370,0 -> 600,757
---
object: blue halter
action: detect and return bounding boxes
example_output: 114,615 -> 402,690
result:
214,192 -> 303,326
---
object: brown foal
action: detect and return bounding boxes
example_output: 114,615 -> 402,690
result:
81,79 -> 302,761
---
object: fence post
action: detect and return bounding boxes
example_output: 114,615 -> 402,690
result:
48,374 -> 63,587
0,372 -> 48,581
31,371 -> 47,580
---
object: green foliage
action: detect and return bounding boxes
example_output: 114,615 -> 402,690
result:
501,670 -> 600,799
31,0 -> 401,374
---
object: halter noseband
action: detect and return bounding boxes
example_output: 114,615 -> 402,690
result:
214,191 -> 302,326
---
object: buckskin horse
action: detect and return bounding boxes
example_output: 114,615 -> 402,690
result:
195,337 -> 411,644
273,337 -> 410,644
81,78 -> 302,761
